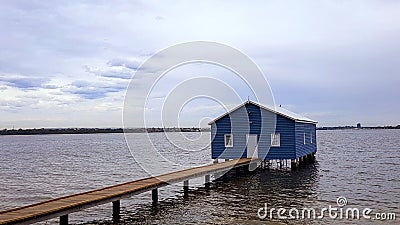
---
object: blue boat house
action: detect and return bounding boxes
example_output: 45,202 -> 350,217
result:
208,100 -> 317,168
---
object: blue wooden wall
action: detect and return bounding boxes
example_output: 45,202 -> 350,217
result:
211,105 -> 251,159
294,122 -> 317,158
264,115 -> 296,160
210,102 -> 316,160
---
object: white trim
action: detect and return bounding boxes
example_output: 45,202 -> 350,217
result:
271,133 -> 281,147
246,134 -> 259,158
303,133 -> 306,145
224,134 -> 233,147
208,101 -> 250,125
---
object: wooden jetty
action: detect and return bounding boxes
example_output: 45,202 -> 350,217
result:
0,158 -> 254,225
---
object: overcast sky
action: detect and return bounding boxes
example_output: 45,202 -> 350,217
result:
0,0 -> 399,128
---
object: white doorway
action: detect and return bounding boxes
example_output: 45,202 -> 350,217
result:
246,134 -> 258,158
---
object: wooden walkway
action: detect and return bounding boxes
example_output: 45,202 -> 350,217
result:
0,158 -> 254,225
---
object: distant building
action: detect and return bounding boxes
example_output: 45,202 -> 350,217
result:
357,123 -> 361,129
208,101 -> 317,161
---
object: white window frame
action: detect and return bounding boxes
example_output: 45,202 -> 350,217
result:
224,134 -> 233,147
271,133 -> 281,147
303,133 -> 306,145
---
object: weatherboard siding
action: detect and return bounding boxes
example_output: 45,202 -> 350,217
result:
295,122 -> 317,158
264,114 -> 296,159
210,102 -> 317,160
211,106 -> 248,159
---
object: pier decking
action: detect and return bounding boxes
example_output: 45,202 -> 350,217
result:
0,158 -> 254,225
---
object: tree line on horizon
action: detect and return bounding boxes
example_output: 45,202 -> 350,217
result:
0,127 -> 210,135
1,125 -> 399,135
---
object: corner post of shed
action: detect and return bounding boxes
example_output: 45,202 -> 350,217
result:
299,156 -> 303,166
291,159 -> 297,169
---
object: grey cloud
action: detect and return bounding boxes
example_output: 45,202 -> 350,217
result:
0,75 -> 48,89
98,69 -> 134,80
0,97 -> 39,112
107,58 -> 142,70
62,80 -> 127,99
84,65 -> 135,80
42,84 -> 59,89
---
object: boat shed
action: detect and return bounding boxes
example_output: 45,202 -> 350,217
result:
208,101 -> 317,166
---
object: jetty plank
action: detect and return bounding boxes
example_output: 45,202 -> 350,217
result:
0,158 -> 253,225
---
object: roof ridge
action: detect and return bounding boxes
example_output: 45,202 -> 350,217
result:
208,101 -> 317,125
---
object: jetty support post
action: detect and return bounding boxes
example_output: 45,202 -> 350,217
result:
205,174 -> 210,189
152,188 -> 158,204
60,214 -> 68,225
112,200 -> 120,222
261,160 -> 265,169
291,159 -> 297,169
183,180 -> 189,197
309,153 -> 315,162
266,160 -> 270,169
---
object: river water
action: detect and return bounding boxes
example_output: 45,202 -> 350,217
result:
0,130 -> 399,224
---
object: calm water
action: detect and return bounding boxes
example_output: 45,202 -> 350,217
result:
0,130 -> 399,224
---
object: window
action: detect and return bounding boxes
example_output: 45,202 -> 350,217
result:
310,132 -> 313,143
303,133 -> 306,145
271,133 -> 280,147
224,134 -> 233,147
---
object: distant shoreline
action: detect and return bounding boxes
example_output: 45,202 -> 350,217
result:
1,125 -> 399,135
316,125 -> 400,130
0,127 -> 210,136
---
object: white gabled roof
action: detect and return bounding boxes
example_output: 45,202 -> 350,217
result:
273,105 -> 317,123
208,100 -> 317,125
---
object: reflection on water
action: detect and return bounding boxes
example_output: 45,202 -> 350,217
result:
0,130 -> 399,224
103,163 -> 319,225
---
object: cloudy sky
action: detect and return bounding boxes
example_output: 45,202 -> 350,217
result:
0,0 -> 399,128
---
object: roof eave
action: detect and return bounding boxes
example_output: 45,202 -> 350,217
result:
295,120 -> 318,124
207,100 -> 318,125
207,101 -> 250,125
